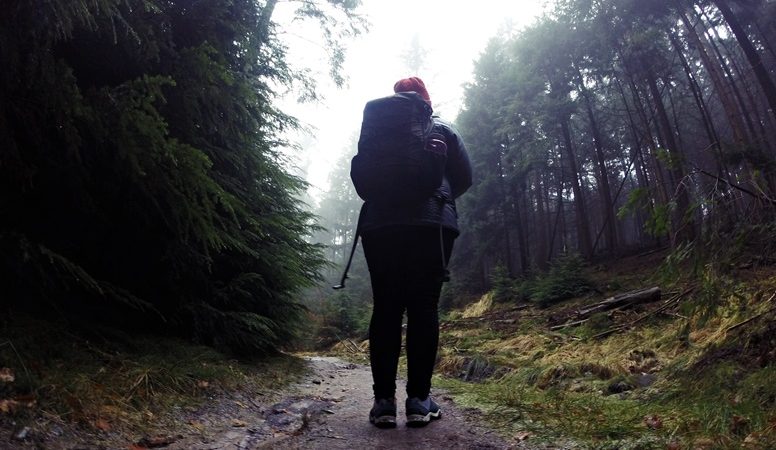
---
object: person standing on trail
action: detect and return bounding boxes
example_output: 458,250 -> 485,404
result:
352,77 -> 472,428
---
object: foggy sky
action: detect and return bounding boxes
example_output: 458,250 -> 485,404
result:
275,0 -> 547,201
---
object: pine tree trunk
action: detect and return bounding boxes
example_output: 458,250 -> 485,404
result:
616,76 -> 653,245
691,6 -> 776,193
669,32 -> 724,168
548,150 -> 565,261
496,147 -> 515,276
625,70 -> 670,205
704,7 -> 776,157
511,180 -> 530,274
615,77 -> 651,193
560,119 -> 593,258
534,172 -> 550,270
646,72 -> 696,245
258,0 -> 278,44
698,7 -> 760,143
713,0 -> 776,123
680,10 -> 749,145
576,72 -> 618,253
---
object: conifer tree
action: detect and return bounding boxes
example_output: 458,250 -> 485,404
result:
0,0 -> 361,353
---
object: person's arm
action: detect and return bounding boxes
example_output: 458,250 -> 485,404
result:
437,119 -> 472,199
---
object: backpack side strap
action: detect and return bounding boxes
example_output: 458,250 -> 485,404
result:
332,202 -> 367,290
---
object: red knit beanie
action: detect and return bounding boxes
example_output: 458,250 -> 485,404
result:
393,77 -> 431,106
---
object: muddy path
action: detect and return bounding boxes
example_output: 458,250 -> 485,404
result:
168,356 -> 533,450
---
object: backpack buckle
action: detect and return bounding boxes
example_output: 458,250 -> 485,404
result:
425,133 -> 447,155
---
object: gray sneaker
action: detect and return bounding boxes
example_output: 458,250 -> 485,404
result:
369,397 -> 397,428
405,396 -> 442,427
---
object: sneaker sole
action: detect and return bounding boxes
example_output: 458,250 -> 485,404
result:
406,410 -> 441,427
370,415 -> 397,429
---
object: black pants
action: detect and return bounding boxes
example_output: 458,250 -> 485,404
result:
361,225 -> 455,400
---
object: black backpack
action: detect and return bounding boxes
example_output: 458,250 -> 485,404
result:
351,92 -> 447,204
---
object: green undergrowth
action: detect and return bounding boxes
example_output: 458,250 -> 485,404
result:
435,256 -> 776,449
489,254 -> 595,306
437,375 -> 659,448
0,315 -> 307,435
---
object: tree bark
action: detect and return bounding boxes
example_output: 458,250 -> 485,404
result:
576,287 -> 662,318
668,31 -> 724,168
496,143 -> 515,276
646,72 -> 696,244
713,0 -> 776,123
548,152 -> 565,262
575,69 -> 618,253
533,172 -> 550,270
560,119 -> 593,258
680,10 -> 749,145
697,6 -> 760,143
258,0 -> 278,45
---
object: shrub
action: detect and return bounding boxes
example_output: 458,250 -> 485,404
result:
490,265 -> 519,303
529,254 -> 593,307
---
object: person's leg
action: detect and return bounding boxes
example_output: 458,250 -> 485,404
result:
362,229 -> 406,400
404,228 -> 455,400
367,279 -> 404,399
404,276 -> 442,399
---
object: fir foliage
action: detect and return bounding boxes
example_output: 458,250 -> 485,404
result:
0,0 -> 358,354
528,254 -> 594,307
454,0 -> 776,294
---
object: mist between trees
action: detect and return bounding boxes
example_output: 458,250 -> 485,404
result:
0,0 -> 363,354
312,0 -> 776,335
448,0 -> 776,294
3,0 -> 776,354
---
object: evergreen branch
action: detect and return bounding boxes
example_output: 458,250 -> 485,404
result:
691,166 -> 776,206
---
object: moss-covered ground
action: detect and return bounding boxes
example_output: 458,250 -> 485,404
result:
431,251 -> 776,449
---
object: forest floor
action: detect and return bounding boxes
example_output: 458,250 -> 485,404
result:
3,249 -> 776,449
1,352 -> 531,449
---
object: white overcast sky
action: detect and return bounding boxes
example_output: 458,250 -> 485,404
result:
274,0 -> 549,201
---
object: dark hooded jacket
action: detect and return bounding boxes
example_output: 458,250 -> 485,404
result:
359,117 -> 472,235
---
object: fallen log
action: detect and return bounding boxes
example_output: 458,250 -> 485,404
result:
546,287 -> 664,334
587,287 -> 693,340
576,287 -> 661,318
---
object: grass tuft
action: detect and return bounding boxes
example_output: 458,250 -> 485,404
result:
0,315 -> 306,436
461,292 -> 494,318
436,258 -> 776,448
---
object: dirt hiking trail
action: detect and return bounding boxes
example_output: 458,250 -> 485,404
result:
167,356 -> 538,450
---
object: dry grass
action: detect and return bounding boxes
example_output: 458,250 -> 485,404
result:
435,260 -> 776,448
0,316 -> 307,437
461,292 -> 495,318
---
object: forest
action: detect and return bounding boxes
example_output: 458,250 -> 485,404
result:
2,0 -> 776,448
453,0 -> 776,288
314,0 -> 776,338
1,0 -> 361,353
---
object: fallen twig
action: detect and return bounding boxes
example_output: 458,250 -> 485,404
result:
588,287 -> 694,340
311,434 -> 345,440
628,287 -> 693,327
589,328 -> 618,340
660,312 -> 689,320
346,339 -> 363,354
545,331 -> 582,341
549,318 -> 588,331
726,292 -> 776,332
